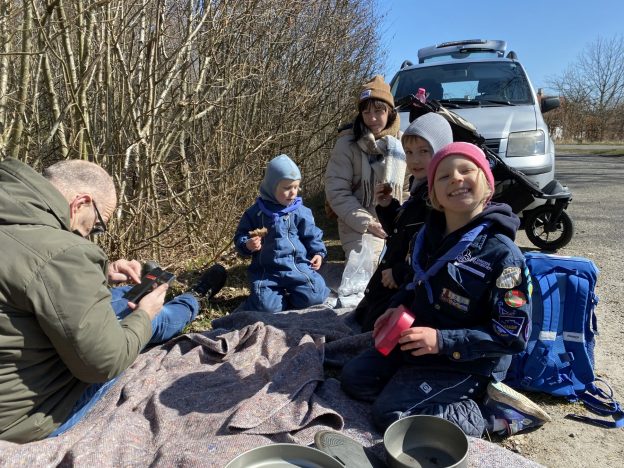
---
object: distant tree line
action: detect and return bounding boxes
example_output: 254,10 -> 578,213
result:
0,0 -> 381,263
545,35 -> 624,142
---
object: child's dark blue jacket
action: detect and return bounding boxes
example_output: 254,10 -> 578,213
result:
234,197 -> 327,279
390,203 -> 531,381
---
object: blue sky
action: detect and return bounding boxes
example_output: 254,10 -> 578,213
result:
377,0 -> 624,92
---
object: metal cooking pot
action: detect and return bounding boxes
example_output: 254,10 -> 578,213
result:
224,443 -> 344,468
383,415 -> 469,468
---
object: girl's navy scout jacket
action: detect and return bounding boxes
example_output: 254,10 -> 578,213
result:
391,203 -> 531,381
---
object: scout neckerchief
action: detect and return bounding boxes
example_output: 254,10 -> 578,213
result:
256,197 -> 302,224
407,222 -> 490,303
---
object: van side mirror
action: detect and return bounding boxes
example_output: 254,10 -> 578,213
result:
541,96 -> 560,113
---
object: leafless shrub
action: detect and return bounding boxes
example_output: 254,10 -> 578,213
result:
0,0 -> 381,264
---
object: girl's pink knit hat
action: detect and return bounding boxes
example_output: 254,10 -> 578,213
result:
427,142 -> 495,199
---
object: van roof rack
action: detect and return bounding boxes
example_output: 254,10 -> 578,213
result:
418,39 -> 507,63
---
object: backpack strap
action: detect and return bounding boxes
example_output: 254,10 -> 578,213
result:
566,380 -> 624,428
561,273 -> 596,386
520,270 -> 560,389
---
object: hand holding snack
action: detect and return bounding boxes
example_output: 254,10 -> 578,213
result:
374,182 -> 393,207
246,227 -> 267,252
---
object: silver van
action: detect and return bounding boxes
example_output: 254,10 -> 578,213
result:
389,39 -> 560,190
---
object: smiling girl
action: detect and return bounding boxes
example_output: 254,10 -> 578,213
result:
342,142 -> 550,437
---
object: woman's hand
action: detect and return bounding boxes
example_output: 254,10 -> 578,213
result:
398,327 -> 440,356
372,307 -> 397,339
245,236 -> 262,252
374,182 -> 393,207
380,268 -> 398,289
107,259 -> 142,284
309,254 -> 323,270
366,221 -> 387,239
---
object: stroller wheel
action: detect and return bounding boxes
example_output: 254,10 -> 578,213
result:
524,205 -> 574,251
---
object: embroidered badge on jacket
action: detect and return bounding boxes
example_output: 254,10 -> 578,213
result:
440,288 -> 470,311
504,289 -> 527,308
496,266 -> 522,289
493,316 -> 526,337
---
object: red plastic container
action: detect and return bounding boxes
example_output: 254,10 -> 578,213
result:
374,305 -> 416,356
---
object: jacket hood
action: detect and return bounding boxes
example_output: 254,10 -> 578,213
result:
0,158 -> 71,230
429,202 -> 520,243
259,154 -> 301,204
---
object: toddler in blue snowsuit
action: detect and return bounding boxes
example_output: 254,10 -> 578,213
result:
234,154 -> 330,312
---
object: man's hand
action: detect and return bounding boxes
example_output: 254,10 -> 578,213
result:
245,236 -> 262,252
380,268 -> 398,289
309,254 -> 323,270
398,326 -> 440,356
366,221 -> 387,239
127,283 -> 168,320
108,259 -> 142,284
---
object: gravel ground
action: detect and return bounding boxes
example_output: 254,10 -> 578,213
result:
503,152 -> 624,467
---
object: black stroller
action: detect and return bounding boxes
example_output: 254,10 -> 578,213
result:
397,96 -> 574,251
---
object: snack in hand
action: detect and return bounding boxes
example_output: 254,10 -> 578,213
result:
248,227 -> 268,238
380,182 -> 392,196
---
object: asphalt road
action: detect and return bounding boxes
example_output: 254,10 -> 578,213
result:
512,151 -> 624,467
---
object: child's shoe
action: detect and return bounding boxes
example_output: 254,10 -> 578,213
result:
190,264 -> 227,299
482,381 -> 552,435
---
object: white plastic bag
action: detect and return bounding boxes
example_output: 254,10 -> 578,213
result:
338,234 -> 377,297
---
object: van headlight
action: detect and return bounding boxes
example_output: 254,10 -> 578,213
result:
506,130 -> 545,157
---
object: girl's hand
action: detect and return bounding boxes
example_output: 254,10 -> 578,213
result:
309,255 -> 323,270
380,268 -> 398,289
372,307 -> 396,339
246,236 -> 262,252
398,327 -> 440,356
374,182 -> 393,207
366,221 -> 387,239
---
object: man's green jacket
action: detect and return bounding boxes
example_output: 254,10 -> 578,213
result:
0,158 -> 152,443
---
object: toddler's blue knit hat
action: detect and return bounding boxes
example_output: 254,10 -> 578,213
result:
259,154 -> 301,203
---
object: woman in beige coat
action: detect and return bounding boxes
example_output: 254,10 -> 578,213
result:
325,75 -> 405,260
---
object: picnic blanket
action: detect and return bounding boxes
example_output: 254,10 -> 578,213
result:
0,266 -> 542,467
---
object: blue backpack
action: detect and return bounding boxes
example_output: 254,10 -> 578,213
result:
505,252 -> 623,428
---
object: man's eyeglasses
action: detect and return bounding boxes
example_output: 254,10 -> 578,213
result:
90,201 -> 107,236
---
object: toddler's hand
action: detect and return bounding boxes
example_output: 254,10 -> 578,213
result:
398,326 -> 439,356
366,221 -> 387,239
374,182 -> 393,207
309,254 -> 323,270
380,268 -> 398,289
246,236 -> 262,252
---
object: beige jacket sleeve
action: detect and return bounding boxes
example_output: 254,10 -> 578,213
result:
324,134 -> 375,234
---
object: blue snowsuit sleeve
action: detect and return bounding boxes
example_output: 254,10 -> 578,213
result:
296,206 -> 327,259
234,205 -> 260,256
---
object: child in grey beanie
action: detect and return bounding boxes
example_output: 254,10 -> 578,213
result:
354,112 -> 453,331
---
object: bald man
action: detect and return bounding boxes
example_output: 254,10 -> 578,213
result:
0,158 -> 225,443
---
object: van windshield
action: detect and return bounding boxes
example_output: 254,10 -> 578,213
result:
391,61 -> 534,106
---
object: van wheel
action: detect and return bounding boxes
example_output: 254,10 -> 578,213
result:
524,206 -> 574,251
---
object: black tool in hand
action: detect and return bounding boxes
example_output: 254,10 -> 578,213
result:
123,267 -> 176,304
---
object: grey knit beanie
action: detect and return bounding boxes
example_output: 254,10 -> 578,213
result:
402,113 -> 453,155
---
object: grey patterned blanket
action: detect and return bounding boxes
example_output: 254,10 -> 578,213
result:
0,302 -> 541,467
